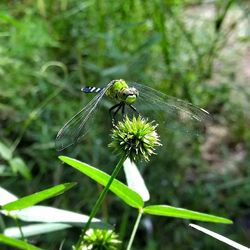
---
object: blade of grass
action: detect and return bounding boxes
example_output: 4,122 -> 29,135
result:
0,234 -> 43,250
2,183 -> 76,211
143,205 -> 232,224
59,156 -> 144,209
189,224 -> 249,250
4,223 -> 71,238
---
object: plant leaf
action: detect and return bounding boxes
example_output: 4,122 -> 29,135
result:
0,187 -> 110,230
0,186 -> 19,217
9,157 -> 32,180
0,141 -> 12,161
0,234 -> 43,250
12,206 -> 111,229
14,205 -> 98,223
123,158 -> 150,202
143,205 -> 233,224
4,223 -> 72,238
0,186 -> 18,206
59,156 -> 144,209
189,224 -> 249,250
2,183 -> 77,211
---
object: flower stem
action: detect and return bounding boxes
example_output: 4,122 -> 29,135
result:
14,217 -> 25,241
75,154 -> 127,249
126,209 -> 143,250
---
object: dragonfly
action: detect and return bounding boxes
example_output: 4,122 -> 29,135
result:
55,79 -> 211,151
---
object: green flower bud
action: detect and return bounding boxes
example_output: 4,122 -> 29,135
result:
79,229 -> 121,250
109,116 -> 161,162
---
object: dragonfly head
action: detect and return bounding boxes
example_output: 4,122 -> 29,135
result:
120,87 -> 139,104
108,79 -> 139,104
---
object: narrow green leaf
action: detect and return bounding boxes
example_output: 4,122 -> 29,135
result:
59,156 -> 144,209
0,14 -> 18,26
0,186 -> 18,206
189,224 -> 249,250
0,141 -> 12,161
4,223 -> 71,238
0,164 -> 12,176
14,205 -> 97,223
143,205 -> 233,224
2,183 -> 77,211
12,206 -> 111,230
0,186 -> 110,230
0,234 -> 43,250
123,158 -> 150,202
9,157 -> 32,180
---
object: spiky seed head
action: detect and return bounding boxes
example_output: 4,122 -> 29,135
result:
109,115 -> 161,162
79,229 -> 121,250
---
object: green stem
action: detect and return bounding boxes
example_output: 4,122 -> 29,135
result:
153,0 -> 171,73
11,87 -> 63,152
118,206 -> 130,242
0,214 -> 5,231
205,0 -> 234,78
75,154 -> 127,249
14,217 -> 25,241
126,209 -> 143,250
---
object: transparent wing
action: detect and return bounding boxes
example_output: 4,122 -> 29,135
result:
131,82 -> 211,135
55,83 -> 112,151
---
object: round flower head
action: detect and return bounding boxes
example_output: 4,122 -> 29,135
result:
109,116 -> 161,162
79,229 -> 121,250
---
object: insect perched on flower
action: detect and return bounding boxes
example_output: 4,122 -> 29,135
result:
56,79 -> 211,151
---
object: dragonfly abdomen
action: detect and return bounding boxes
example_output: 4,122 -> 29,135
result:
81,86 -> 103,93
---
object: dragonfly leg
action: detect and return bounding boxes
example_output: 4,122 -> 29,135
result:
113,103 -> 124,125
109,103 -> 121,116
121,103 -> 125,117
128,104 -> 140,116
109,103 -> 122,126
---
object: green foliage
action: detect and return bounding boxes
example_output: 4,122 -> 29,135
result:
2,183 -> 76,211
0,186 -> 111,241
59,156 -> 144,209
0,234 -> 43,250
0,141 -> 31,179
189,224 -> 250,250
4,223 -> 71,239
143,205 -> 232,224
9,157 -> 31,180
0,0 -> 249,249
0,141 -> 12,161
60,154 -> 232,249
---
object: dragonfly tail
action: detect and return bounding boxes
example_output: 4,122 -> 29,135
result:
81,86 -> 104,93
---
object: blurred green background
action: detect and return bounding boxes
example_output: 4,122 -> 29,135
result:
1,0 -> 250,249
